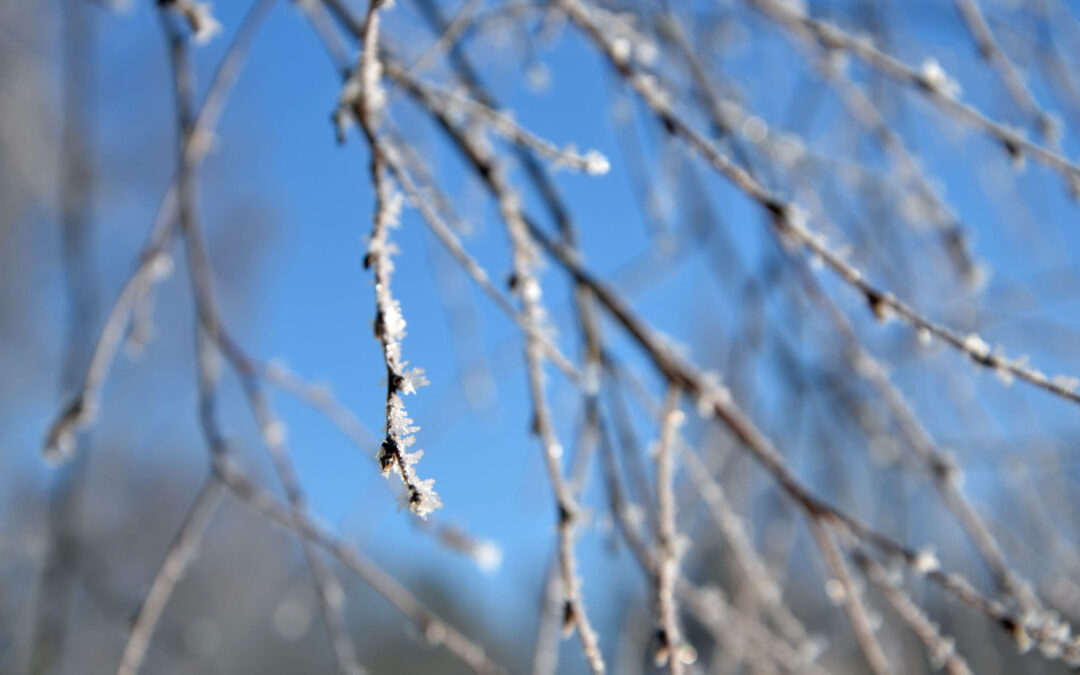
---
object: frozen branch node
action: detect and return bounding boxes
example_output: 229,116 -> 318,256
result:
917,58 -> 962,98
164,0 -> 223,45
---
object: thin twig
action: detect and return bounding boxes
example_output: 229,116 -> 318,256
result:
116,479 -> 223,675
745,0 -> 1080,186
213,457 -> 509,675
41,0 -> 278,462
807,518 -> 890,675
854,549 -> 974,675
558,0 -> 1080,411
652,384 -> 687,673
163,15 -> 365,673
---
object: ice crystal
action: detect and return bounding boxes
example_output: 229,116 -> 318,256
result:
186,2 -> 223,44
741,116 -> 768,143
397,477 -> 442,519
824,579 -> 847,605
918,58 -> 962,98
583,150 -> 611,175
150,252 -> 175,281
912,547 -> 940,575
962,332 -> 990,360
1052,375 -> 1080,393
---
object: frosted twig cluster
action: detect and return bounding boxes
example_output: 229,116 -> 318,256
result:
387,68 -> 611,175
28,0 -> 1080,672
745,0 -> 1080,186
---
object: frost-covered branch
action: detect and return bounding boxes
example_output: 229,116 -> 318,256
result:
745,0 -> 1080,184
558,0 -> 1080,412
352,0 -> 442,518
213,456 -> 508,675
383,63 -> 610,175
807,518 -> 890,675
651,385 -> 688,673
42,0 -> 277,463
521,199 -> 1080,667
29,0 -> 1080,672
854,549 -> 974,675
162,16 -> 364,675
116,479 -> 223,675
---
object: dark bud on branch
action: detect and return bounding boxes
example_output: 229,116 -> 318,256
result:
561,601 -> 577,638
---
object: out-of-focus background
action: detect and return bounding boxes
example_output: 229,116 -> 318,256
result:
3,0 -> 1080,673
